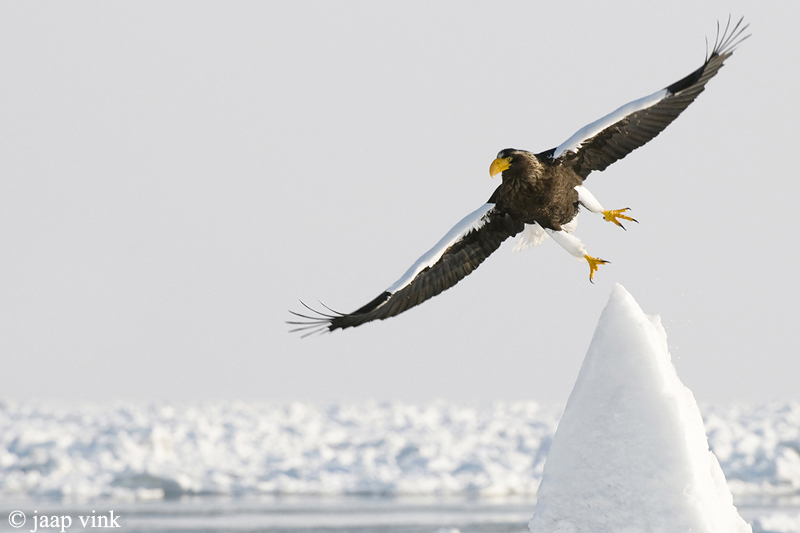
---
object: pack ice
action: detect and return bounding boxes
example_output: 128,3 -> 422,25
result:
529,284 -> 751,533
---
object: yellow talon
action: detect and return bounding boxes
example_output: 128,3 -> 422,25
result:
602,208 -> 638,230
585,254 -> 609,283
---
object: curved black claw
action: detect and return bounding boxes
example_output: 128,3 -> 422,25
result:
603,208 -> 638,230
585,255 -> 610,283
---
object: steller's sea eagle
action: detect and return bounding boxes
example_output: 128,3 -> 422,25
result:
289,18 -> 749,335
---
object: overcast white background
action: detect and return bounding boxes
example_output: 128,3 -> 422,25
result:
1,1 -> 796,405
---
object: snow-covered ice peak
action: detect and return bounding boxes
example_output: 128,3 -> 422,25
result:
529,284 -> 752,533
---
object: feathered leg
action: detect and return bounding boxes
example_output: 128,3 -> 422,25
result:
545,228 -> 608,283
575,185 -> 637,230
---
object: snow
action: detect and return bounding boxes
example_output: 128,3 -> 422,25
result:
751,511 -> 800,533
0,400 -> 524,501
0,400 -> 799,505
529,284 -> 751,533
0,400 -> 559,501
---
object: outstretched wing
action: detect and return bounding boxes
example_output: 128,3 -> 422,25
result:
289,191 -> 524,335
548,17 -> 749,179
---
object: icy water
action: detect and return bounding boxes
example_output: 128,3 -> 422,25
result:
2,496 -> 799,533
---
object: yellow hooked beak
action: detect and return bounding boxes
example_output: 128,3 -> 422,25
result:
489,157 -> 512,178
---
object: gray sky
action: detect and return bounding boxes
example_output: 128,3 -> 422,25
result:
1,1 -> 797,405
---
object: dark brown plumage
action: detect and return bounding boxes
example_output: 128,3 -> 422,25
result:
289,18 -> 749,335
493,151 -> 582,231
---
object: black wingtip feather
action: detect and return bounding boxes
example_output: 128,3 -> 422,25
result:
711,16 -> 750,58
296,300 -> 337,319
286,300 -> 344,336
667,17 -> 749,97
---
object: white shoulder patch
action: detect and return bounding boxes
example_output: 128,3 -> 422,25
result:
387,203 -> 495,293
553,88 -> 670,159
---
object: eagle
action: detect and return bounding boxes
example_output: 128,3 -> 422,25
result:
290,18 -> 748,335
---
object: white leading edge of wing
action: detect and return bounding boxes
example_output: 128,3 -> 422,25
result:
387,203 -> 495,293
553,88 -> 670,159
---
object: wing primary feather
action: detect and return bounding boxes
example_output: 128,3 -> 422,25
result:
316,300 -> 346,316
290,324 -> 329,338
286,311 -> 321,322
286,301 -> 346,335
298,300 -> 339,319
714,16 -> 750,56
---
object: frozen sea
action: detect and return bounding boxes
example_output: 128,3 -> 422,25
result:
2,400 -> 800,532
